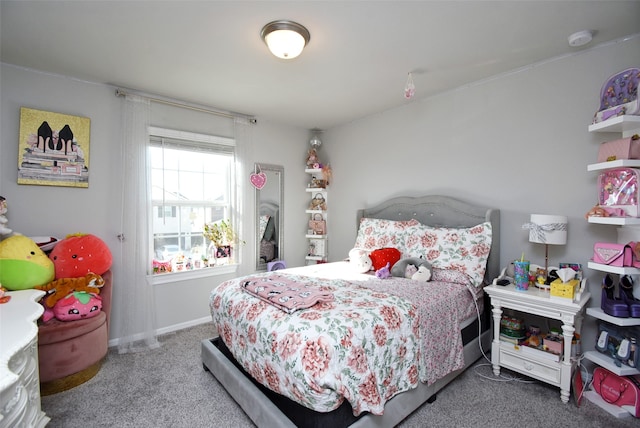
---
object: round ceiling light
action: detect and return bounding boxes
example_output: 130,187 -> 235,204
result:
568,30 -> 593,47
261,20 -> 310,59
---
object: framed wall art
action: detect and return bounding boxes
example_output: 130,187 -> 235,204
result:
17,107 -> 91,188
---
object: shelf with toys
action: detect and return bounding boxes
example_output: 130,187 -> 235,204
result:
304,143 -> 332,265
584,113 -> 640,418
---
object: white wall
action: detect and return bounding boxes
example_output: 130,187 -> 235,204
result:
2,35 -> 639,347
0,63 -> 311,337
323,36 -> 640,350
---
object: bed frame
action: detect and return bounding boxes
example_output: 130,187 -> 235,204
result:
202,195 -> 500,427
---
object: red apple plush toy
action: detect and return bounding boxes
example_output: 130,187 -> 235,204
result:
49,233 -> 113,278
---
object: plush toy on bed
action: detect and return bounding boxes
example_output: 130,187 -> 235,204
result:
375,262 -> 392,279
348,248 -> 372,273
391,257 -> 432,281
411,265 -> 432,282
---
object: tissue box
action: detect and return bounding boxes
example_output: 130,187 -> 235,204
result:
550,278 -> 579,299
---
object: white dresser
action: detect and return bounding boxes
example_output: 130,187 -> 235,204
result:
0,290 -> 49,428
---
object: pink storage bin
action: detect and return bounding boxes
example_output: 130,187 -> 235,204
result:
598,167 -> 640,217
597,135 -> 640,162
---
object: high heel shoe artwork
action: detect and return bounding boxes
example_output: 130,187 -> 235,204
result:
59,124 -> 73,154
37,121 -> 52,152
620,275 -> 640,318
601,274 -> 630,318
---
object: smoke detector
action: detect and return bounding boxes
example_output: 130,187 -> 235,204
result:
568,30 -> 593,47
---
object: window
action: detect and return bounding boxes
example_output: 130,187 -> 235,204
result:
149,127 -> 236,274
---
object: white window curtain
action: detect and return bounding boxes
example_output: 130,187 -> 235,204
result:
114,94 -> 160,353
233,117 -> 254,277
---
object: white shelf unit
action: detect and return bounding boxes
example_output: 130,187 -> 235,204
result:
588,115 -> 640,137
584,115 -> 640,418
305,169 -> 328,264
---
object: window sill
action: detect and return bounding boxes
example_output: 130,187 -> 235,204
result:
150,264 -> 238,285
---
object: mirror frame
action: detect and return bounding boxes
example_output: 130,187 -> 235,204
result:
255,163 -> 284,271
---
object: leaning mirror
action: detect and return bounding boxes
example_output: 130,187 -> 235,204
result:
255,163 -> 284,271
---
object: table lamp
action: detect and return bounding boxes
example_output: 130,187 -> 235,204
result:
522,214 -> 568,275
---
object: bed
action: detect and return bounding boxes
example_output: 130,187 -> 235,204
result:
202,195 -> 500,427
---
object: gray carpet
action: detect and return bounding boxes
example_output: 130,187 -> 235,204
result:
41,322 -> 637,428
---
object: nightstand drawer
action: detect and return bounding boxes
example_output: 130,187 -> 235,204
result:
500,347 -> 561,385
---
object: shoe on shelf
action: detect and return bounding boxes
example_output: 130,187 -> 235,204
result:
601,274 -> 630,318
619,275 -> 640,318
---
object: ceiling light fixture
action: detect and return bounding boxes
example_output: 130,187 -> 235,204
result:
261,20 -> 310,59
568,30 -> 593,47
309,129 -> 322,150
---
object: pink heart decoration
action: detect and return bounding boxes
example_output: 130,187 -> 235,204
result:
250,172 -> 267,189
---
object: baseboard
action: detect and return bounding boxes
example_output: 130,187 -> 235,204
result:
108,316 -> 213,348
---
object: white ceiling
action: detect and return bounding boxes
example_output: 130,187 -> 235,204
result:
2,1 -> 640,130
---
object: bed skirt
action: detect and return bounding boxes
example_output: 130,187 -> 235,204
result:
201,302 -> 491,428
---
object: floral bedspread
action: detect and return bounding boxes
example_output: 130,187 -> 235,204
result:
351,274 -> 477,385
209,263 -> 479,416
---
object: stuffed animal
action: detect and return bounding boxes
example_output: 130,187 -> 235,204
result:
391,257 -> 432,279
404,264 -> 418,278
411,265 -> 432,282
0,235 -> 55,290
375,262 -> 391,279
35,272 -> 104,308
369,247 -> 401,271
585,205 -> 609,219
306,148 -> 320,168
0,196 -> 12,236
349,248 -> 372,273
42,291 -> 102,322
49,233 -> 112,278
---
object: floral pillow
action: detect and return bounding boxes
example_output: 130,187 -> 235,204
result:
403,222 -> 492,287
353,217 -> 420,256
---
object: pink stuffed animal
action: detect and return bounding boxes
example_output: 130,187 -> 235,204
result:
42,291 -> 102,322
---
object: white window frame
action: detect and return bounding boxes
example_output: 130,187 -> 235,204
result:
148,126 -> 239,283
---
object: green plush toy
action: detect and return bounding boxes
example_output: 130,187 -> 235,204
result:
0,235 -> 55,290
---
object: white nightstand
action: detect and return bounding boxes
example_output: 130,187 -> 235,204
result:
485,283 -> 591,403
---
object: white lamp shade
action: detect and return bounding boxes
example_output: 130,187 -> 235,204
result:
526,214 -> 568,245
264,29 -> 306,59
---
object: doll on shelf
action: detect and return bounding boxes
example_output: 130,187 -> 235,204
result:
306,148 -> 321,168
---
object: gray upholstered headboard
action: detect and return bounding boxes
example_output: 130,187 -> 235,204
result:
356,195 -> 500,285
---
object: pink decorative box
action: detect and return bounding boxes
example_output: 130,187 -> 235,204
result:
597,135 -> 640,163
543,334 -> 563,355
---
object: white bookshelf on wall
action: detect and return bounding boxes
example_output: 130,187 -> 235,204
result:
305,168 -> 328,264
584,115 -> 640,419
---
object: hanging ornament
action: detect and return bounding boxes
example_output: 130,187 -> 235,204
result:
250,164 -> 267,189
404,72 -> 415,99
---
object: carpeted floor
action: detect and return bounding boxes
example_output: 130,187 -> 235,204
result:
41,322 -> 637,427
